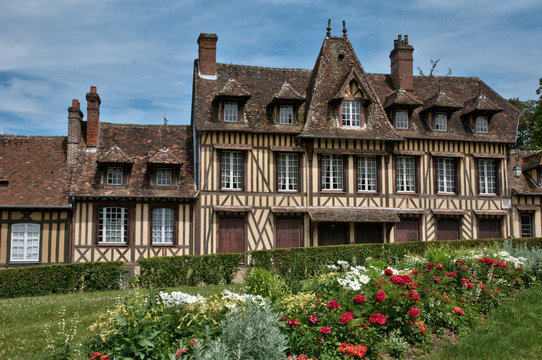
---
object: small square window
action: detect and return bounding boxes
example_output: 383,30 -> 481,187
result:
279,105 -> 293,124
106,167 -> 123,185
224,103 -> 238,122
435,113 -> 447,131
476,116 -> 488,133
395,110 -> 408,129
156,168 -> 172,186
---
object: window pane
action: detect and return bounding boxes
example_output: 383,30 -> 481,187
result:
437,158 -> 456,193
476,116 -> 488,133
396,157 -> 415,192
321,154 -> 343,190
152,208 -> 175,243
478,159 -> 496,194
395,110 -> 408,129
358,156 -> 377,191
156,168 -> 172,186
11,224 -> 40,262
279,105 -> 293,124
520,215 -> 533,237
435,113 -> 447,131
107,167 -> 123,185
224,103 -> 238,122
342,101 -> 360,127
221,151 -> 243,190
277,153 -> 298,191
99,207 -> 128,243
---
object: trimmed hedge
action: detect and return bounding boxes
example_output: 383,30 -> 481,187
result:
0,261 -> 126,299
250,238 -> 542,282
138,253 -> 244,288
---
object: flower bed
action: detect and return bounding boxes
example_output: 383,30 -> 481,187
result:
85,246 -> 534,360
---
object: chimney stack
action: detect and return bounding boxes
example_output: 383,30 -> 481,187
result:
67,99 -> 83,166
389,34 -> 414,92
86,86 -> 101,147
197,33 -> 218,77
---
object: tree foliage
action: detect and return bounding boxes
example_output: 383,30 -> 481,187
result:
511,78 -> 542,150
417,58 -> 452,77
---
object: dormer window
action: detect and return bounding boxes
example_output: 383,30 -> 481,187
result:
106,167 -> 123,185
435,113 -> 447,131
342,100 -> 361,127
156,168 -> 172,186
475,116 -> 488,133
224,102 -> 238,122
395,110 -> 409,129
279,105 -> 294,124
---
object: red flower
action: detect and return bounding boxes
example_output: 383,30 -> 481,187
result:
288,318 -> 298,326
391,274 -> 413,285
309,315 -> 319,324
461,278 -> 470,285
369,313 -> 387,325
436,264 -> 444,270
433,276 -> 442,282
280,316 -> 288,322
408,307 -> 420,317
327,300 -> 340,309
338,342 -> 368,358
453,307 -> 464,315
89,353 -> 101,360
320,326 -> 332,334
339,311 -> 354,324
426,262 -> 435,268
375,290 -> 386,302
409,292 -> 420,301
410,269 -> 419,275
190,338 -> 196,346
385,268 -> 393,275
353,294 -> 366,304
100,356 -> 110,360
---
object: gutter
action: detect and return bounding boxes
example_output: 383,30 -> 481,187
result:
70,192 -> 200,200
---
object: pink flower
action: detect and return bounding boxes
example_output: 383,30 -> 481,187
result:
369,313 -> 387,325
309,315 -> 319,324
327,300 -> 340,309
375,290 -> 386,302
453,307 -> 464,315
353,294 -> 366,304
384,268 -> 393,276
288,318 -> 298,326
320,326 -> 331,334
339,312 -> 354,324
408,307 -> 420,317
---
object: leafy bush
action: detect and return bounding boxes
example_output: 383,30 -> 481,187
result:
245,268 -> 289,302
499,240 -> 542,280
0,262 -> 125,298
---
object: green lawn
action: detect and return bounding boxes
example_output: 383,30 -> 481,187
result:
0,284 -> 244,360
422,283 -> 542,360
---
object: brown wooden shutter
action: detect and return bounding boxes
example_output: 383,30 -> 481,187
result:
276,217 -> 302,248
436,219 -> 460,240
318,222 -> 348,246
478,219 -> 502,239
218,217 -> 245,253
355,223 -> 382,243
395,219 -> 419,242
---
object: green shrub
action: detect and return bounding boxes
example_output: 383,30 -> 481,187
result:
0,262 -> 125,298
424,246 -> 454,269
245,268 -> 289,302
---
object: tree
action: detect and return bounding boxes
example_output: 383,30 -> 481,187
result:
511,78 -> 542,149
417,58 -> 452,77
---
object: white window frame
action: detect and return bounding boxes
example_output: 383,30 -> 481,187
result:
156,168 -> 172,186
279,105 -> 294,125
478,159 -> 497,195
476,116 -> 488,133
221,151 -> 243,190
436,158 -> 456,194
152,208 -> 175,244
396,156 -> 416,193
357,156 -> 377,192
395,110 -> 409,129
321,154 -> 344,191
435,113 -> 447,131
341,100 -> 361,127
10,223 -> 40,262
224,102 -> 238,122
277,153 -> 298,191
98,207 -> 128,243
106,167 -> 123,186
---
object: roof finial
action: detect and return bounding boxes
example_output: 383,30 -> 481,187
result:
326,18 -> 331,37
438,80 -> 442,93
163,115 -> 168,126
342,20 -> 347,39
478,81 -> 483,97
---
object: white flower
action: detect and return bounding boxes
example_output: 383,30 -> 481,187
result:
158,291 -> 206,308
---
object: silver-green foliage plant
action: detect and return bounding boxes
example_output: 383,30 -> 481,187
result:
500,240 -> 542,279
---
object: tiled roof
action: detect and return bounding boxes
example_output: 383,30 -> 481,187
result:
384,89 -> 422,109
510,150 -> 542,195
97,146 -> 134,163
70,123 -> 196,198
0,136 -> 70,207
308,207 -> 400,223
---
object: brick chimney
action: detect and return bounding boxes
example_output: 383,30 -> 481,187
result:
86,86 -> 101,147
67,99 -> 83,166
389,35 -> 414,92
197,33 -> 218,77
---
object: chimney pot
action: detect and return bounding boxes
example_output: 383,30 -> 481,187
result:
71,99 -> 80,108
197,33 -> 218,77
390,35 -> 414,92
405,35 -> 409,44
90,86 -> 97,94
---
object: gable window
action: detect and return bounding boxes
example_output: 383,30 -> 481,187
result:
106,167 -> 123,185
224,102 -> 238,122
221,151 -> 243,190
435,113 -> 447,131
436,158 -> 456,193
152,208 -> 175,244
396,156 -> 416,192
357,156 -> 377,192
277,153 -> 298,191
476,116 -> 488,133
395,110 -> 409,129
10,224 -> 40,262
156,168 -> 172,186
321,154 -> 343,191
342,100 -> 361,127
98,207 -> 128,243
478,159 -> 497,195
520,214 -> 533,237
279,105 -> 294,124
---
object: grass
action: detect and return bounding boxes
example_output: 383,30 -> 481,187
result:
422,283 -> 542,360
0,283 -> 244,360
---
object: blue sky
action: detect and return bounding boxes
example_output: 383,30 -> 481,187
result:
1,0 -> 541,135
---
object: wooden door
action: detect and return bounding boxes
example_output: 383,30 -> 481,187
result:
355,223 -> 382,243
318,222 -> 348,246
276,217 -> 301,248
436,219 -> 460,240
218,217 -> 244,253
478,219 -> 502,239
395,219 -> 419,243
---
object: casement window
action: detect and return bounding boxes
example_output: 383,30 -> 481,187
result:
221,151 -> 244,190
357,156 -> 377,192
476,116 -> 488,133
156,168 -> 172,186
396,156 -> 416,192
435,113 -> 447,131
321,154 -> 344,191
520,214 -> 533,237
224,102 -> 238,122
395,110 -> 409,129
98,207 -> 128,243
277,153 -> 298,191
341,100 -> 361,127
436,158 -> 456,194
106,167 -> 123,185
152,208 -> 175,244
10,224 -> 40,262
478,159 -> 497,195
279,105 -> 294,125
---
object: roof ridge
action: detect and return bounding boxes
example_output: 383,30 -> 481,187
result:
216,63 -> 312,72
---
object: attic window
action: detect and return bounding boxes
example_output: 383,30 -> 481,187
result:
435,113 -> 447,131
476,116 -> 488,133
342,101 -> 361,127
395,110 -> 409,129
106,167 -> 123,186
279,105 -> 294,124
338,53 -> 345,61
224,103 -> 238,122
